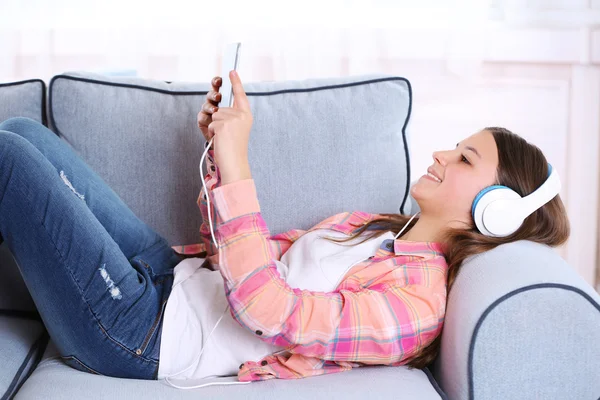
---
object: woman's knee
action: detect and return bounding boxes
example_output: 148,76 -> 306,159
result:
0,116 -> 42,133
0,117 -> 55,151
0,130 -> 39,161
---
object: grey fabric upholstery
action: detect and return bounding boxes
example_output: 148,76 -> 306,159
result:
0,316 -> 48,400
14,340 -> 443,400
0,80 -> 46,124
431,240 -> 600,400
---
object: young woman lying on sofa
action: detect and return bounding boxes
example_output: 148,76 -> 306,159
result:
0,70 -> 568,387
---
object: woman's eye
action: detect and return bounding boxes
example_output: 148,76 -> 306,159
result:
461,155 -> 471,165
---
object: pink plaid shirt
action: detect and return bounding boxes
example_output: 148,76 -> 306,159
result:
171,149 -> 448,382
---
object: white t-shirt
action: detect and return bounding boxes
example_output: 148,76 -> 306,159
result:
157,228 -> 394,387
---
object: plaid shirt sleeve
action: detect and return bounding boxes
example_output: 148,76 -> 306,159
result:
170,144 -> 220,264
211,179 -> 445,364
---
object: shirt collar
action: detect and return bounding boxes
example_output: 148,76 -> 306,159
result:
375,238 -> 444,258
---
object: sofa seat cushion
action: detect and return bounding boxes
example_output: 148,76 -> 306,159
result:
16,339 -> 445,399
0,243 -> 49,399
0,316 -> 48,399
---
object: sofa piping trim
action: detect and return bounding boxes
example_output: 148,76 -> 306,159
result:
423,366 -> 448,400
48,74 -> 413,214
467,283 -> 600,400
1,326 -> 49,400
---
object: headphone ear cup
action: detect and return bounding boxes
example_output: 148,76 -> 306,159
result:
472,186 -> 522,237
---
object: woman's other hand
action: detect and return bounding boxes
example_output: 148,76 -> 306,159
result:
197,76 -> 222,146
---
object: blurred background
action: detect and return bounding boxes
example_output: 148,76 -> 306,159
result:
1,0 -> 599,291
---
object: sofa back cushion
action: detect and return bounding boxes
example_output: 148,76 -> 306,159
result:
49,72 -> 412,246
0,80 -> 46,124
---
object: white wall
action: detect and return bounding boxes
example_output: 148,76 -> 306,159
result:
406,3 -> 600,289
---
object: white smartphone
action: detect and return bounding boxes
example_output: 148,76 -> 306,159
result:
218,42 -> 242,108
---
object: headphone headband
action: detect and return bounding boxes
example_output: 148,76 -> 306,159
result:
513,164 -> 560,219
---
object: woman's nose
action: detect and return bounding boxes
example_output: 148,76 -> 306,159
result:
432,150 -> 447,166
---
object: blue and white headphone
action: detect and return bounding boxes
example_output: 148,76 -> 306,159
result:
471,163 -> 561,237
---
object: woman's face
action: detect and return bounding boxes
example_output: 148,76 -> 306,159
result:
411,130 -> 499,227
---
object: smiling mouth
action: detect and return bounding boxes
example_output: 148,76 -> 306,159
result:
426,169 -> 443,183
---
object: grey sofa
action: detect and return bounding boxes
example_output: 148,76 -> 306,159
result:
1,73 -> 599,400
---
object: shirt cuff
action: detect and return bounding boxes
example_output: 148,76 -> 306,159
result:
211,179 -> 260,222
206,149 -> 216,173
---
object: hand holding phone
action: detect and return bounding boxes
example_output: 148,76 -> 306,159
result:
197,42 -> 242,145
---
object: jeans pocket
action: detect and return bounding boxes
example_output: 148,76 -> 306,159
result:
135,257 -> 174,278
60,355 -> 103,376
136,298 -> 168,359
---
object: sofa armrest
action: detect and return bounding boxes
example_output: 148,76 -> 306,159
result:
431,240 -> 600,400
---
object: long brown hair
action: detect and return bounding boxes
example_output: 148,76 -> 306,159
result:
322,127 -> 570,369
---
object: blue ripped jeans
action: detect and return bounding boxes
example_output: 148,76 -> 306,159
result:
0,117 -> 183,380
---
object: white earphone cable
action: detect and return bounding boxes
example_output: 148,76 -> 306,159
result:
394,211 -> 420,240
199,137 -> 220,251
161,137 -> 247,389
162,303 -> 245,389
